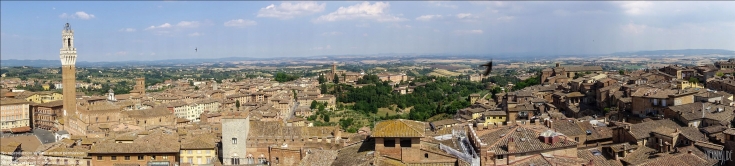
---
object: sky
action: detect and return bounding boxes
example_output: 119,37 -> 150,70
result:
1,1 -> 735,62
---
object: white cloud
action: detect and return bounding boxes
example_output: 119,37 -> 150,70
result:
416,15 -> 442,21
497,16 -> 515,21
428,2 -> 458,9
115,51 -> 127,56
144,21 -> 197,31
389,24 -> 412,29
119,28 -> 136,32
314,2 -> 406,22
623,22 -> 648,34
60,11 -> 95,20
145,23 -> 172,30
456,13 -> 478,19
224,19 -> 257,28
176,21 -> 200,28
257,2 -> 326,19
188,32 -> 201,37
321,31 -> 342,36
619,2 -> 653,15
454,29 -> 484,35
313,44 -> 332,50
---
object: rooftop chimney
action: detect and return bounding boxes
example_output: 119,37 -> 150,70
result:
508,138 -> 516,153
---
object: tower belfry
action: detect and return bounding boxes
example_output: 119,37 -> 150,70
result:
60,23 -> 78,130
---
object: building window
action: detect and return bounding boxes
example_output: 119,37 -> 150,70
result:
231,158 -> 240,165
197,150 -> 201,154
188,158 -> 193,163
97,156 -> 102,160
575,137 -> 579,142
425,153 -> 429,158
138,155 -> 144,160
384,139 -> 396,147
188,150 -> 192,154
400,138 -> 412,147
497,155 -> 504,159
125,156 -> 130,160
232,138 -> 238,144
111,156 -> 117,160
151,155 -> 156,160
163,156 -> 168,160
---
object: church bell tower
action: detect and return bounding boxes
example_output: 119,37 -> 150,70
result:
60,23 -> 77,128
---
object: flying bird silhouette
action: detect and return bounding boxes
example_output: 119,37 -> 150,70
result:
480,60 -> 493,77
195,47 -> 197,52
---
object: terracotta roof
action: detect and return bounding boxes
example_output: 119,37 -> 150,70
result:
430,119 -> 461,127
297,150 -> 338,166
371,119 -> 425,138
668,102 -> 734,123
180,138 -> 215,150
552,120 -> 586,136
626,119 -> 682,140
332,140 -> 375,166
620,146 -> 658,165
577,147 -> 623,166
700,125 -> 727,134
90,129 -> 180,154
678,127 -> 707,142
0,135 -> 42,152
478,125 -> 578,155
0,98 -> 29,105
576,121 -> 613,141
0,141 -> 21,153
484,111 -> 506,116
37,100 -> 64,107
508,154 -> 551,165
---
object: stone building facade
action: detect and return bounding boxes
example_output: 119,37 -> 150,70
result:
222,112 -> 250,165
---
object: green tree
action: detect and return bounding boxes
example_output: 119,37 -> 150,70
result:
275,72 -> 298,83
310,100 -> 319,109
716,72 -> 725,77
339,118 -> 354,130
688,77 -> 699,84
318,74 -> 326,84
236,100 -> 241,109
189,80 -> 194,86
333,74 -> 340,84
320,84 -> 328,94
318,104 -> 326,112
618,70 -> 625,75
322,114 -> 330,122
194,86 -> 199,90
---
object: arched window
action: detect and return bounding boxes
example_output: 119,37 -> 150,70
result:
425,153 -> 429,158
67,38 -> 71,47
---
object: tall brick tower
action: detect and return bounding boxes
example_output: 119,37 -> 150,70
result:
60,23 -> 77,124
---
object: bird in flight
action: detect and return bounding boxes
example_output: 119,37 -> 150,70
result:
195,47 -> 198,52
480,60 -> 493,77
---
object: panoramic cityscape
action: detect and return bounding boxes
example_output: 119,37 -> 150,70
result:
1,1 -> 735,166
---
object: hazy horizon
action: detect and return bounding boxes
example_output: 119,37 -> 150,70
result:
2,1 -> 735,62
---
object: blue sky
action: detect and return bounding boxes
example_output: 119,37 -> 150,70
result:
2,1 -> 734,62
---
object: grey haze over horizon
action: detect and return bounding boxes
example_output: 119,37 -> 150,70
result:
2,1 -> 734,62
